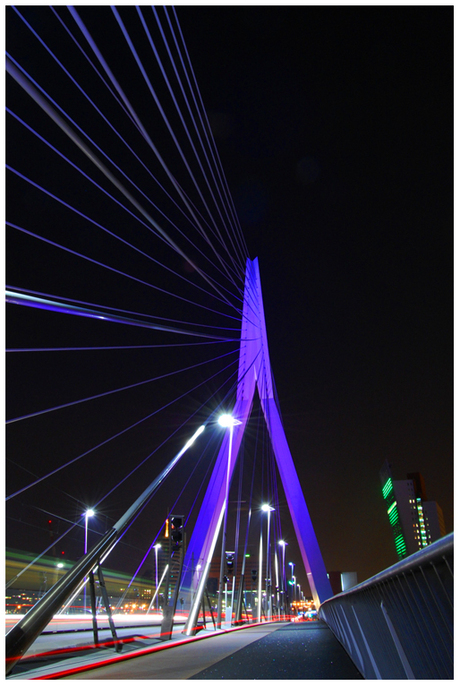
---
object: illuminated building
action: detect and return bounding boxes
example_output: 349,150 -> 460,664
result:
380,460 -> 446,559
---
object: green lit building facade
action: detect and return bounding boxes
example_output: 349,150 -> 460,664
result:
380,462 -> 407,559
380,460 -> 446,560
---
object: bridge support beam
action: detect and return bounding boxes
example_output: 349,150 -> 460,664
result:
182,258 -> 332,635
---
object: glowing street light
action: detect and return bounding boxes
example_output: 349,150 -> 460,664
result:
154,543 -> 162,611
218,414 -> 241,428
83,509 -> 94,613
217,413 -> 241,629
84,509 -> 95,555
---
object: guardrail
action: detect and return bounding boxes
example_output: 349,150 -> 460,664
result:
319,533 -> 453,679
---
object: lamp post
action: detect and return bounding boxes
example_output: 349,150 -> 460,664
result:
288,562 -> 295,614
278,541 -> 287,619
154,543 -> 162,611
258,526 -> 263,622
274,549 -> 279,620
217,414 -> 241,629
291,573 -> 298,612
261,504 -> 275,621
83,509 -> 94,613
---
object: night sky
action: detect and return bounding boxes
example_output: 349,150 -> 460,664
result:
6,6 -> 453,595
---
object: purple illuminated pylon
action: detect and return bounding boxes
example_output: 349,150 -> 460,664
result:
182,258 -> 332,633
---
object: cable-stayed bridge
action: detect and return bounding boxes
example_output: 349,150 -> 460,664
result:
5,7 -> 452,679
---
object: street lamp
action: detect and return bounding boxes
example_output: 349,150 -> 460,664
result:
288,562 -> 295,614
278,540 -> 287,619
218,414 -> 240,428
83,509 -> 94,613
261,504 -> 275,621
154,543 -> 162,611
84,509 -> 94,554
217,414 -> 241,629
274,547 -> 279,620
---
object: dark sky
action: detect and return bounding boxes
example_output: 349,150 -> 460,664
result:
6,6 -> 452,595
178,6 -> 453,579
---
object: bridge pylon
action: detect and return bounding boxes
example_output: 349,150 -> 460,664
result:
182,258 -> 332,634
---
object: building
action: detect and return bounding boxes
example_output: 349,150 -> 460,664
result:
380,460 -> 446,559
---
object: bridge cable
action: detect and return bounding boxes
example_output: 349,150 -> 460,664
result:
146,6 -> 246,279
12,6 -> 245,291
170,6 -> 250,266
6,285 -> 243,334
6,346 -> 238,425
6,56 -> 243,314
6,108 -> 244,308
168,6 -> 250,268
113,7 -> 243,289
7,219 -> 243,324
67,8 -> 244,302
5,354 -> 239,500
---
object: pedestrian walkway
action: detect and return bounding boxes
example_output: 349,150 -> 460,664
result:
58,621 -> 362,680
191,622 -> 362,680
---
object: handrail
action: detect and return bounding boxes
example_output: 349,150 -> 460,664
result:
319,532 -> 453,679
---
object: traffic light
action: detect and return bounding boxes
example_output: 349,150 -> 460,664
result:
225,551 -> 234,573
170,515 -> 183,544
251,569 -> 257,582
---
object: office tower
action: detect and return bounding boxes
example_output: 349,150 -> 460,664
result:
379,460 -> 446,559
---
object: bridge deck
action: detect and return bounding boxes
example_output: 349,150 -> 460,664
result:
57,621 -> 362,680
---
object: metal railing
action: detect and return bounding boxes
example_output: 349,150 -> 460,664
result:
319,533 -> 453,679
